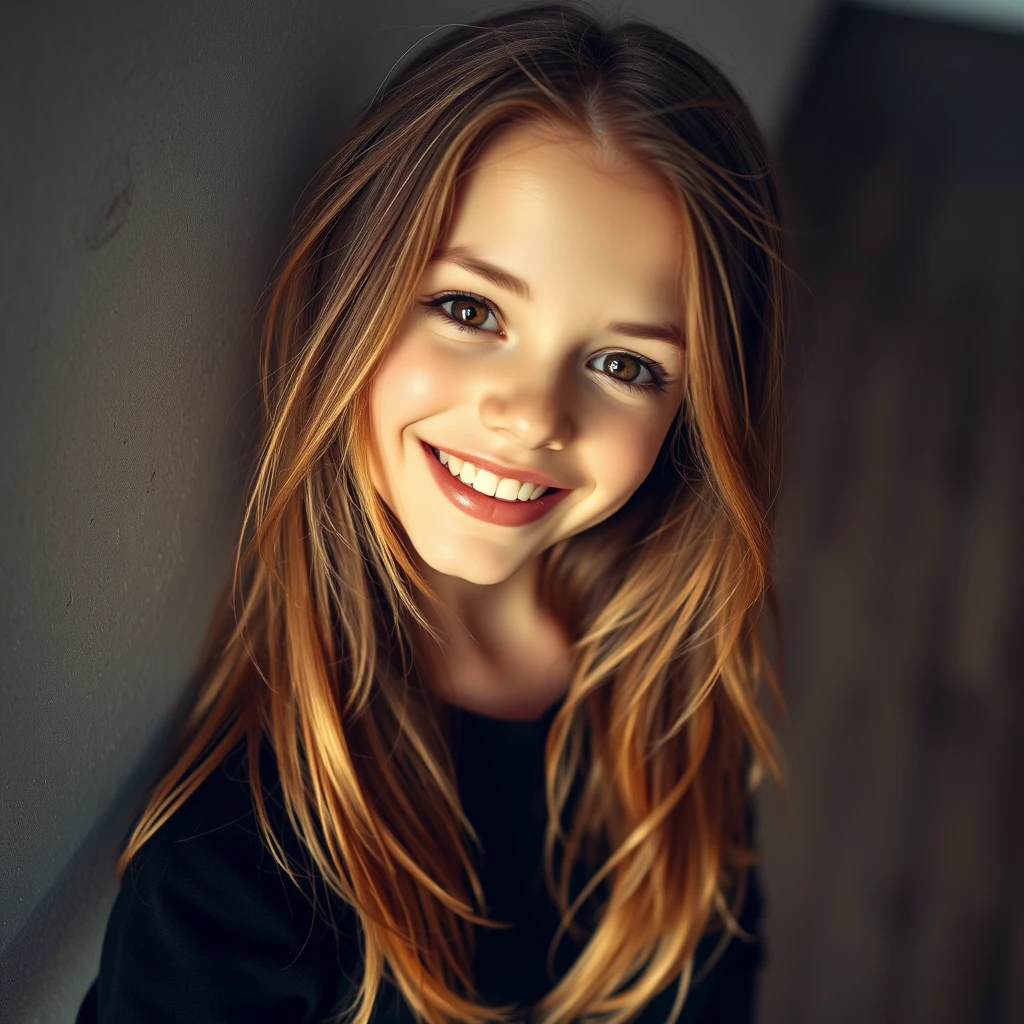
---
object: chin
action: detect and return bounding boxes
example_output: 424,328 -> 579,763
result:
414,540 -> 527,587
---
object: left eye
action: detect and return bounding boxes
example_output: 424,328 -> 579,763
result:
588,352 -> 660,389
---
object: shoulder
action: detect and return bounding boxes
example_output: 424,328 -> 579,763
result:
122,739 -> 311,925
130,738 -> 300,878
88,738 -> 357,1024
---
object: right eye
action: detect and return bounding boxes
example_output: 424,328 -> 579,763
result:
423,292 -> 503,335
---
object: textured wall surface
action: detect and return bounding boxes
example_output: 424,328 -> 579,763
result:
0,0 -> 827,1020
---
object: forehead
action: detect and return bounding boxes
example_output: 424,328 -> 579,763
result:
442,123 -> 687,308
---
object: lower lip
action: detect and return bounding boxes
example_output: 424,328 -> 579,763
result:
420,440 -> 572,526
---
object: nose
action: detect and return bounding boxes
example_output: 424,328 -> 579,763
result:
478,360 -> 573,452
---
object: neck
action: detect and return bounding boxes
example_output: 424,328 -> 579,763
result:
408,553 -> 573,720
413,553 -> 545,658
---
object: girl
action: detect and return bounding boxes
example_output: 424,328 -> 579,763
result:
77,2 -> 788,1022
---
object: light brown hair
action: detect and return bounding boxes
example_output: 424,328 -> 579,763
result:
116,3 -> 789,1022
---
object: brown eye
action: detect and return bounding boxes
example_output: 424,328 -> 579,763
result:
423,292 -> 502,334
452,300 -> 488,327
603,353 -> 642,384
589,351 -> 670,394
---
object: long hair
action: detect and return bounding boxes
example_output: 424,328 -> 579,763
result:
115,4 -> 789,1023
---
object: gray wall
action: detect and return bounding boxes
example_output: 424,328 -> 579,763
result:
0,0 -> 827,1019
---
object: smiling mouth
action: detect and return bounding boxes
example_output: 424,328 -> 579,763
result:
427,445 -> 564,503
419,439 -> 573,526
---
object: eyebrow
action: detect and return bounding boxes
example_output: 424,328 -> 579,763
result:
429,245 -> 685,348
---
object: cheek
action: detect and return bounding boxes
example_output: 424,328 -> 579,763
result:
594,417 -> 667,499
370,332 -> 458,436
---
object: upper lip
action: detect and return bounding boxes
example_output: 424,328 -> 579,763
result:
423,441 -> 570,490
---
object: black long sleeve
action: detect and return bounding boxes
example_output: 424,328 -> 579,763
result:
454,703 -> 765,1024
76,740 -> 356,1024
77,709 -> 765,1023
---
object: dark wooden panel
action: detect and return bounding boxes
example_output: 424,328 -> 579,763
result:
755,6 -> 1024,1023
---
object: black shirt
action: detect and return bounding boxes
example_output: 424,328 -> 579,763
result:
76,699 -> 764,1022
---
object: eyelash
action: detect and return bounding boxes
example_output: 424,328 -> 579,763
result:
422,291 -> 675,394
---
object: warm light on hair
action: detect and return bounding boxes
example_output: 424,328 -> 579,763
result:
116,4 -> 790,1023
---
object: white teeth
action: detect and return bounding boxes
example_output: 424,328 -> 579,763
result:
471,468 -> 499,496
496,478 -> 522,500
431,447 -> 550,502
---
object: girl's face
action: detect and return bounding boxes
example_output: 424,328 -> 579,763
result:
369,122 -> 688,586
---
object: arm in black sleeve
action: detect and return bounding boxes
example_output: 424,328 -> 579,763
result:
75,743 -> 355,1024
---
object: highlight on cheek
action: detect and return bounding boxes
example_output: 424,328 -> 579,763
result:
419,291 -> 677,395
